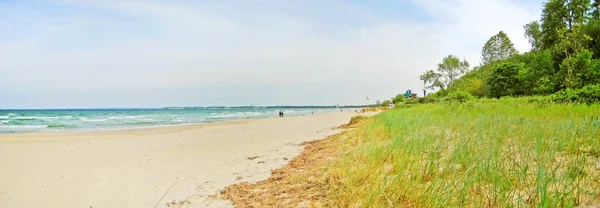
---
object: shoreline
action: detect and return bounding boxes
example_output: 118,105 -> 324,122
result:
0,111 -> 374,207
0,109 -> 362,138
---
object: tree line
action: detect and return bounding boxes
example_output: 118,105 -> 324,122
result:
419,0 -> 600,101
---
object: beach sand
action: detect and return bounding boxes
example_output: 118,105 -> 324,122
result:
0,111 -> 369,208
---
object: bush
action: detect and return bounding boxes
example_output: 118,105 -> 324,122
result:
487,62 -> 523,98
447,91 -> 475,103
405,98 -> 420,105
550,84 -> 600,104
392,94 -> 405,103
381,100 -> 392,106
419,95 -> 437,104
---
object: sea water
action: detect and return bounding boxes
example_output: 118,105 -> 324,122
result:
0,107 -> 343,134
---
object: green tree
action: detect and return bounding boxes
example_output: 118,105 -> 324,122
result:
488,62 -> 523,98
481,31 -> 519,65
524,21 -> 543,51
437,55 -> 470,87
584,19 -> 600,58
557,49 -> 593,89
541,0 -> 569,50
375,100 -> 381,106
592,0 -> 600,19
585,59 -> 600,85
392,94 -> 404,103
420,55 -> 470,94
566,0 -> 590,30
419,69 -> 445,92
519,50 -> 556,94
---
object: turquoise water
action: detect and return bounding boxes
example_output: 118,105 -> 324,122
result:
0,107 -> 343,134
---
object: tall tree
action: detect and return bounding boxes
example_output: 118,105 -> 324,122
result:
481,31 -> 519,64
592,0 -> 600,19
419,55 -> 470,94
438,55 -> 470,87
524,21 -> 543,51
419,69 -> 444,92
541,0 -> 591,49
541,0 -> 569,50
566,0 -> 591,30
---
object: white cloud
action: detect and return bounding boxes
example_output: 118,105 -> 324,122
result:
0,0 -> 543,108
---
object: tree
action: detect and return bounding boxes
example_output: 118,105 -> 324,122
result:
481,31 -> 519,65
566,0 -> 590,30
487,62 -> 523,98
584,19 -> 600,58
375,100 -> 381,106
437,55 -> 470,88
392,94 -> 404,103
524,21 -> 543,51
541,0 -> 591,50
592,0 -> 600,19
518,50 -> 556,94
381,100 -> 392,106
585,59 -> 600,85
557,49 -> 593,89
541,0 -> 568,50
420,69 -> 444,92
420,55 -> 470,94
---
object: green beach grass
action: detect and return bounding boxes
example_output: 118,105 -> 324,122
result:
326,98 -> 600,207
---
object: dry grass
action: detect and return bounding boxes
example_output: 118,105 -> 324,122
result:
218,121 -> 367,207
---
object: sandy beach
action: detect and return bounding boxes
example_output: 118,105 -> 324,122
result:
0,111 -> 369,208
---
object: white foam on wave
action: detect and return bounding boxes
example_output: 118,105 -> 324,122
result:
79,118 -> 108,122
124,116 -> 145,119
13,116 -> 60,119
0,125 -> 48,129
0,116 -> 9,119
207,111 -> 265,119
0,120 -> 9,124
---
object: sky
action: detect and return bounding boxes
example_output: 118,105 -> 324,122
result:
0,0 -> 545,108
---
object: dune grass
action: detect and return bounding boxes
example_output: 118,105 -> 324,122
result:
327,98 -> 600,207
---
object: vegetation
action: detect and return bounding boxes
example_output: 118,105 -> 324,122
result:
392,94 -> 404,104
381,100 -> 392,106
327,99 -> 600,207
418,0 -> 600,102
420,55 -> 470,94
221,1 -> 600,207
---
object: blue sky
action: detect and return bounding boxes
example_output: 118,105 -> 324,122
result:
1,0 -> 544,108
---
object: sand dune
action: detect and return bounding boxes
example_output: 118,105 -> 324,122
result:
0,111 -> 369,208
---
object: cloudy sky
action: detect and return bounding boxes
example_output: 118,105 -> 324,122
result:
1,0 -> 544,108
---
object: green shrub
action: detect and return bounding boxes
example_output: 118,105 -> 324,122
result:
551,84 -> 600,104
392,94 -> 405,104
419,95 -> 437,104
405,98 -> 420,105
381,100 -> 392,106
447,91 -> 474,103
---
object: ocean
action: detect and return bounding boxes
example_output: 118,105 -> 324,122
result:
0,107 -> 346,134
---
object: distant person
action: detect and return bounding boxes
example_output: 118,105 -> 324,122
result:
278,111 -> 283,117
